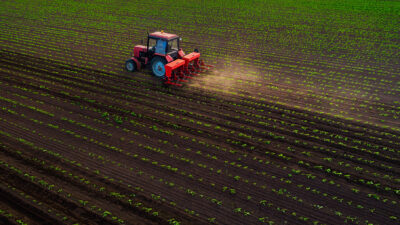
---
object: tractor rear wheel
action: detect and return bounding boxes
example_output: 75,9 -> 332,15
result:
151,57 -> 167,78
125,59 -> 136,72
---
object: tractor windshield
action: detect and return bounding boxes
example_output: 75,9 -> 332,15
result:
167,38 -> 179,53
149,38 -> 157,49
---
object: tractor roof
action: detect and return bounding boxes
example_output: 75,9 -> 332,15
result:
149,31 -> 178,40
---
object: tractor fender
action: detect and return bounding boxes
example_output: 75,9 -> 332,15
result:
165,55 -> 173,63
178,49 -> 185,58
130,57 -> 141,70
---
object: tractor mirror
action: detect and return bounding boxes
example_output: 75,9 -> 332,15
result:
179,37 -> 182,42
141,39 -> 144,45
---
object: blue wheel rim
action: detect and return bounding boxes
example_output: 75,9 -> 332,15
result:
153,60 -> 165,77
126,62 -> 134,71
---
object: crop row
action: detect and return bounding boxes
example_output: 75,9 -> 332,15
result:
1,59 -> 398,195
1,62 -> 398,194
0,78 -> 400,223
2,18 -> 398,120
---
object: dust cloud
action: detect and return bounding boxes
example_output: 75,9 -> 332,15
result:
185,56 -> 399,129
188,57 -> 269,98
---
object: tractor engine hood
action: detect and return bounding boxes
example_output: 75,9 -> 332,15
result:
133,45 -> 147,58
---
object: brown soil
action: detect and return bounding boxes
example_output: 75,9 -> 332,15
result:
1,48 -> 399,225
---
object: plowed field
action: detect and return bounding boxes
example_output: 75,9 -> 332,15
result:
1,0 -> 399,224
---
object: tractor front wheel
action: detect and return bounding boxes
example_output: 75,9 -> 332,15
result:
125,59 -> 136,72
151,57 -> 167,78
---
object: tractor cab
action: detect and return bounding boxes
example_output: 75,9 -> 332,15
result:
147,31 -> 180,59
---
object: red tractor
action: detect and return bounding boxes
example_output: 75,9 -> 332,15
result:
125,31 -> 212,86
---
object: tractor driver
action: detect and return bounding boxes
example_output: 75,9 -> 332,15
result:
155,39 -> 166,54
149,38 -> 167,54
148,38 -> 157,54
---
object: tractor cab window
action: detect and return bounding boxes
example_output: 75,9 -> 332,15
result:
167,39 -> 178,53
148,38 -> 157,52
155,39 -> 167,54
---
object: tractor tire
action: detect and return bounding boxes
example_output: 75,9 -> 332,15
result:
125,59 -> 136,72
151,57 -> 167,78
